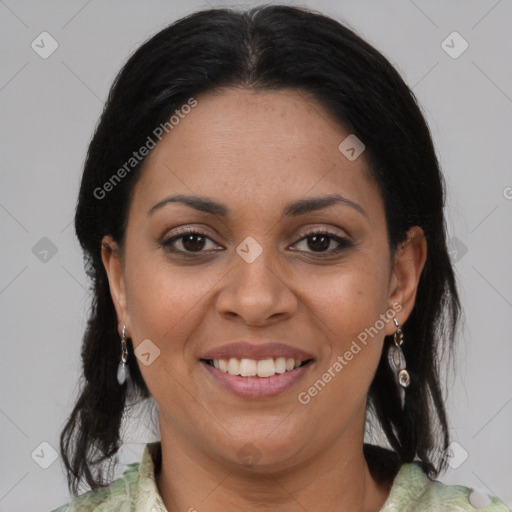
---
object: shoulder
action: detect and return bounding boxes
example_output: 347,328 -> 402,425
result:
50,442 -> 164,512
50,463 -> 140,512
381,462 -> 511,512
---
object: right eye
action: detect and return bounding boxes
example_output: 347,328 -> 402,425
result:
161,229 -> 224,255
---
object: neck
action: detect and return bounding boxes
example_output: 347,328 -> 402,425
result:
156,416 -> 392,511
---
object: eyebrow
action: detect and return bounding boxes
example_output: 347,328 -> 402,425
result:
148,194 -> 228,217
147,193 -> 367,218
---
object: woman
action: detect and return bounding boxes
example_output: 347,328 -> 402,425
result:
52,5 -> 510,511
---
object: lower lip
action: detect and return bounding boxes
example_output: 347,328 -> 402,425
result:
201,361 -> 313,399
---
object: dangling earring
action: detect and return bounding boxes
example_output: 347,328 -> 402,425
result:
117,325 -> 130,386
388,318 -> 410,389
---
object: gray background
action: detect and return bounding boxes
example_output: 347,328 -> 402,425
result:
1,0 -> 511,510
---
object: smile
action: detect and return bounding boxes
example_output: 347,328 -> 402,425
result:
200,358 -> 314,399
203,357 -> 312,377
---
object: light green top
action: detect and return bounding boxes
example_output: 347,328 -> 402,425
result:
52,442 -> 511,511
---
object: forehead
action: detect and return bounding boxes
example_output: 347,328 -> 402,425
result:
130,87 -> 381,221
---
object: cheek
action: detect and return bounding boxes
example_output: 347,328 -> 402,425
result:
305,257 -> 391,392
312,258 -> 391,339
295,270 -> 391,430
122,258 -> 214,410
123,257 -> 215,357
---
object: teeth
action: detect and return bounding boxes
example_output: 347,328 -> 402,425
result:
227,358 -> 239,375
211,357 -> 307,377
239,358 -> 257,377
275,357 -> 286,374
257,358 -> 275,378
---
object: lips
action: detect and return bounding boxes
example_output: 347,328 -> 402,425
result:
199,341 -> 315,398
200,341 -> 314,362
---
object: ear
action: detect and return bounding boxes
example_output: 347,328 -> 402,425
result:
101,235 -> 130,337
385,226 -> 427,334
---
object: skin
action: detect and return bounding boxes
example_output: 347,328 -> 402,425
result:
102,87 -> 427,511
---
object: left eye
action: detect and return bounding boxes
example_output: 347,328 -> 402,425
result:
292,232 -> 351,254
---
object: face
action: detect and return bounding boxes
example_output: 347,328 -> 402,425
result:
102,87 -> 425,471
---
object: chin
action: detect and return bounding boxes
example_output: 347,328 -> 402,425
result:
210,427 -> 309,471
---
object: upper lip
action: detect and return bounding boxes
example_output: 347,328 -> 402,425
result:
200,342 -> 314,362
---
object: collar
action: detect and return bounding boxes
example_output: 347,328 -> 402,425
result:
133,442 -> 168,511
130,442 -> 432,511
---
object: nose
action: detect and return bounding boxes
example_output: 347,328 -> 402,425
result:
215,244 -> 298,326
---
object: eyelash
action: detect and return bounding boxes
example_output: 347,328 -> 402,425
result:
160,227 -> 352,257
